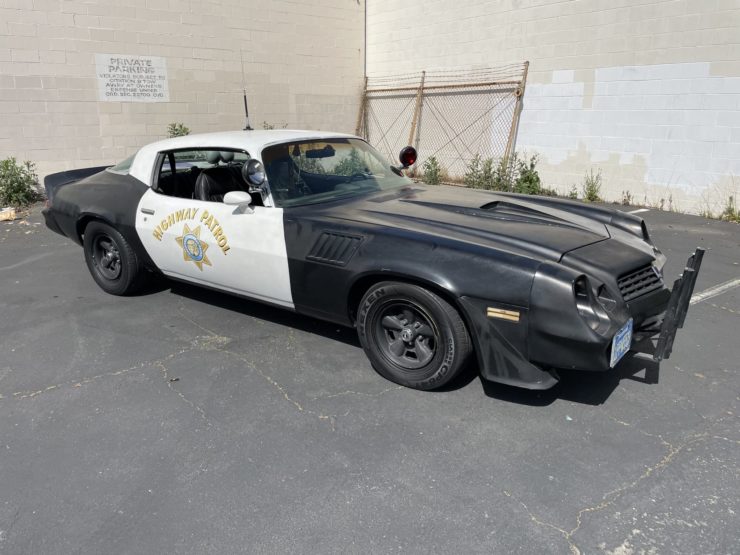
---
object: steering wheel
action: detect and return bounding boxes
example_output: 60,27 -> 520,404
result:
294,173 -> 312,195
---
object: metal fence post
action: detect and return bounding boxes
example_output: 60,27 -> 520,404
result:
408,71 -> 426,146
359,64 -> 528,181
407,71 -> 426,173
355,76 -> 368,137
504,60 -> 529,165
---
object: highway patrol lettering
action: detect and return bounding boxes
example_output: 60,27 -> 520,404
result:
152,207 -> 230,254
199,210 -> 230,254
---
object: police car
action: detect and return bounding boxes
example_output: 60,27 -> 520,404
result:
43,130 -> 702,391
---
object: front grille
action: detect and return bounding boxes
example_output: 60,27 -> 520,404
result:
618,265 -> 664,302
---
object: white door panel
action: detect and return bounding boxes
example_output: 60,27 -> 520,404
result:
135,189 -> 293,308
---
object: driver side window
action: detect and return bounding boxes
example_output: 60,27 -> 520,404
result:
153,149 -> 257,204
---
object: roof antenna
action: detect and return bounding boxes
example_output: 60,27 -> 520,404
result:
240,50 -> 252,131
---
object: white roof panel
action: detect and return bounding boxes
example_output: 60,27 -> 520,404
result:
129,129 -> 360,186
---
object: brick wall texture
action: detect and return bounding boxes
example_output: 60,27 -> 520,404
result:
1,0 -> 364,181
2,0 -> 739,213
366,0 -> 740,214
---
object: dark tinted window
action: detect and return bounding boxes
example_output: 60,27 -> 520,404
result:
262,138 -> 409,207
154,149 -> 249,200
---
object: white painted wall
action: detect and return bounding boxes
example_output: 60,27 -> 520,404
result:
518,62 -> 740,212
366,0 -> 740,214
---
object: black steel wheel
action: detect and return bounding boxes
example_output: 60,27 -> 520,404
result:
375,301 -> 438,369
83,221 -> 146,296
91,234 -> 121,281
357,281 -> 472,390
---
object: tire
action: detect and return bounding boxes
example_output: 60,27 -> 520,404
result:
357,281 -> 472,390
83,221 -> 146,296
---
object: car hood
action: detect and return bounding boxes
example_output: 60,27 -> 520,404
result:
320,185 -> 612,261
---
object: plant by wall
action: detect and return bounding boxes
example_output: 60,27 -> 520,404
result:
491,157 -> 514,191
167,122 -> 190,137
0,157 -> 41,207
464,152 -> 543,195
422,156 -> 442,185
512,154 -> 542,195
581,168 -> 602,202
262,121 -> 288,130
721,195 -> 739,222
464,154 -> 483,188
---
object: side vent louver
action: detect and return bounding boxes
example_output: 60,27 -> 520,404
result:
307,232 -> 362,266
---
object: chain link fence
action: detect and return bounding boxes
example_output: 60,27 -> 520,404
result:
356,63 -> 529,180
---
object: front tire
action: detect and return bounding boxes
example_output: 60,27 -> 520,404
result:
357,281 -> 472,390
83,221 -> 146,296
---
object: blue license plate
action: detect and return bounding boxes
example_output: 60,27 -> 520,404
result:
610,318 -> 633,368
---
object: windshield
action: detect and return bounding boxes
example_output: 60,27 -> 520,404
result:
261,138 -> 409,207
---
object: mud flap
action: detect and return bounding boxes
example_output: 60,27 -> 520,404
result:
653,248 -> 705,362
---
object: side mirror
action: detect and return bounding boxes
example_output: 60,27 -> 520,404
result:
242,159 -> 266,192
223,191 -> 253,206
224,190 -> 254,214
398,146 -> 417,169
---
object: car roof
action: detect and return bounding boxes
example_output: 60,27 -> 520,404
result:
129,129 -> 361,186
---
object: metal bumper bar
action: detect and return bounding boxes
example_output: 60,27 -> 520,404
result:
653,248 -> 705,361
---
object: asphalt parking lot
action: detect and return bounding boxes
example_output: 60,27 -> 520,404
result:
1,204 -> 738,554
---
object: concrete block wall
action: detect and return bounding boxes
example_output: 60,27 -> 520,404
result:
1,0 -> 365,181
366,0 -> 740,214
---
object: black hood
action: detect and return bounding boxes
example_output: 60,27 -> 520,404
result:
317,185 -> 611,261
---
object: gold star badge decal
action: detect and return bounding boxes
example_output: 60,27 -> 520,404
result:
175,224 -> 212,270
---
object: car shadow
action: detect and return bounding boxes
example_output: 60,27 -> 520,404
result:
166,280 -> 362,348
480,352 -> 661,407
163,279 -> 662,406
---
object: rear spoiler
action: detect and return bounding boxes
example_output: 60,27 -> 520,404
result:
43,166 -> 110,201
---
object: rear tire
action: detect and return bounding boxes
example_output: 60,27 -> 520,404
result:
83,221 -> 146,296
357,281 -> 472,390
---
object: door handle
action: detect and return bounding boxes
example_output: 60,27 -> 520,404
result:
140,208 -> 155,215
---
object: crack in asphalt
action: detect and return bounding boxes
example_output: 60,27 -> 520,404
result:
0,507 -> 21,544
503,410 -> 738,555
2,326 -> 352,434
154,358 -> 212,428
7,361 -> 153,400
711,434 -> 740,445
175,297 -> 222,338
1,336 -> 220,430
503,490 -> 581,555
225,349 -> 341,431
607,416 -> 674,447
176,297 -> 349,431
3,281 -> 370,432
309,385 -> 404,400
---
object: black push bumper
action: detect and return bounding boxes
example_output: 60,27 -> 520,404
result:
464,248 -> 705,390
653,248 -> 705,361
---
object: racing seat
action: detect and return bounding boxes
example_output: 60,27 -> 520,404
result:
194,152 -> 244,202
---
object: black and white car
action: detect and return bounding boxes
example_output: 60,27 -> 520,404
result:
43,130 -> 702,391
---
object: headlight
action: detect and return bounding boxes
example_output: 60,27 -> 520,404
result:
574,276 -> 611,334
243,159 -> 265,186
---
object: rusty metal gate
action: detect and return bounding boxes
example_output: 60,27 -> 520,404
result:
356,63 -> 529,179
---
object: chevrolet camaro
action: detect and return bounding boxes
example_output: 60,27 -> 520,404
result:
43,130 -> 703,391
